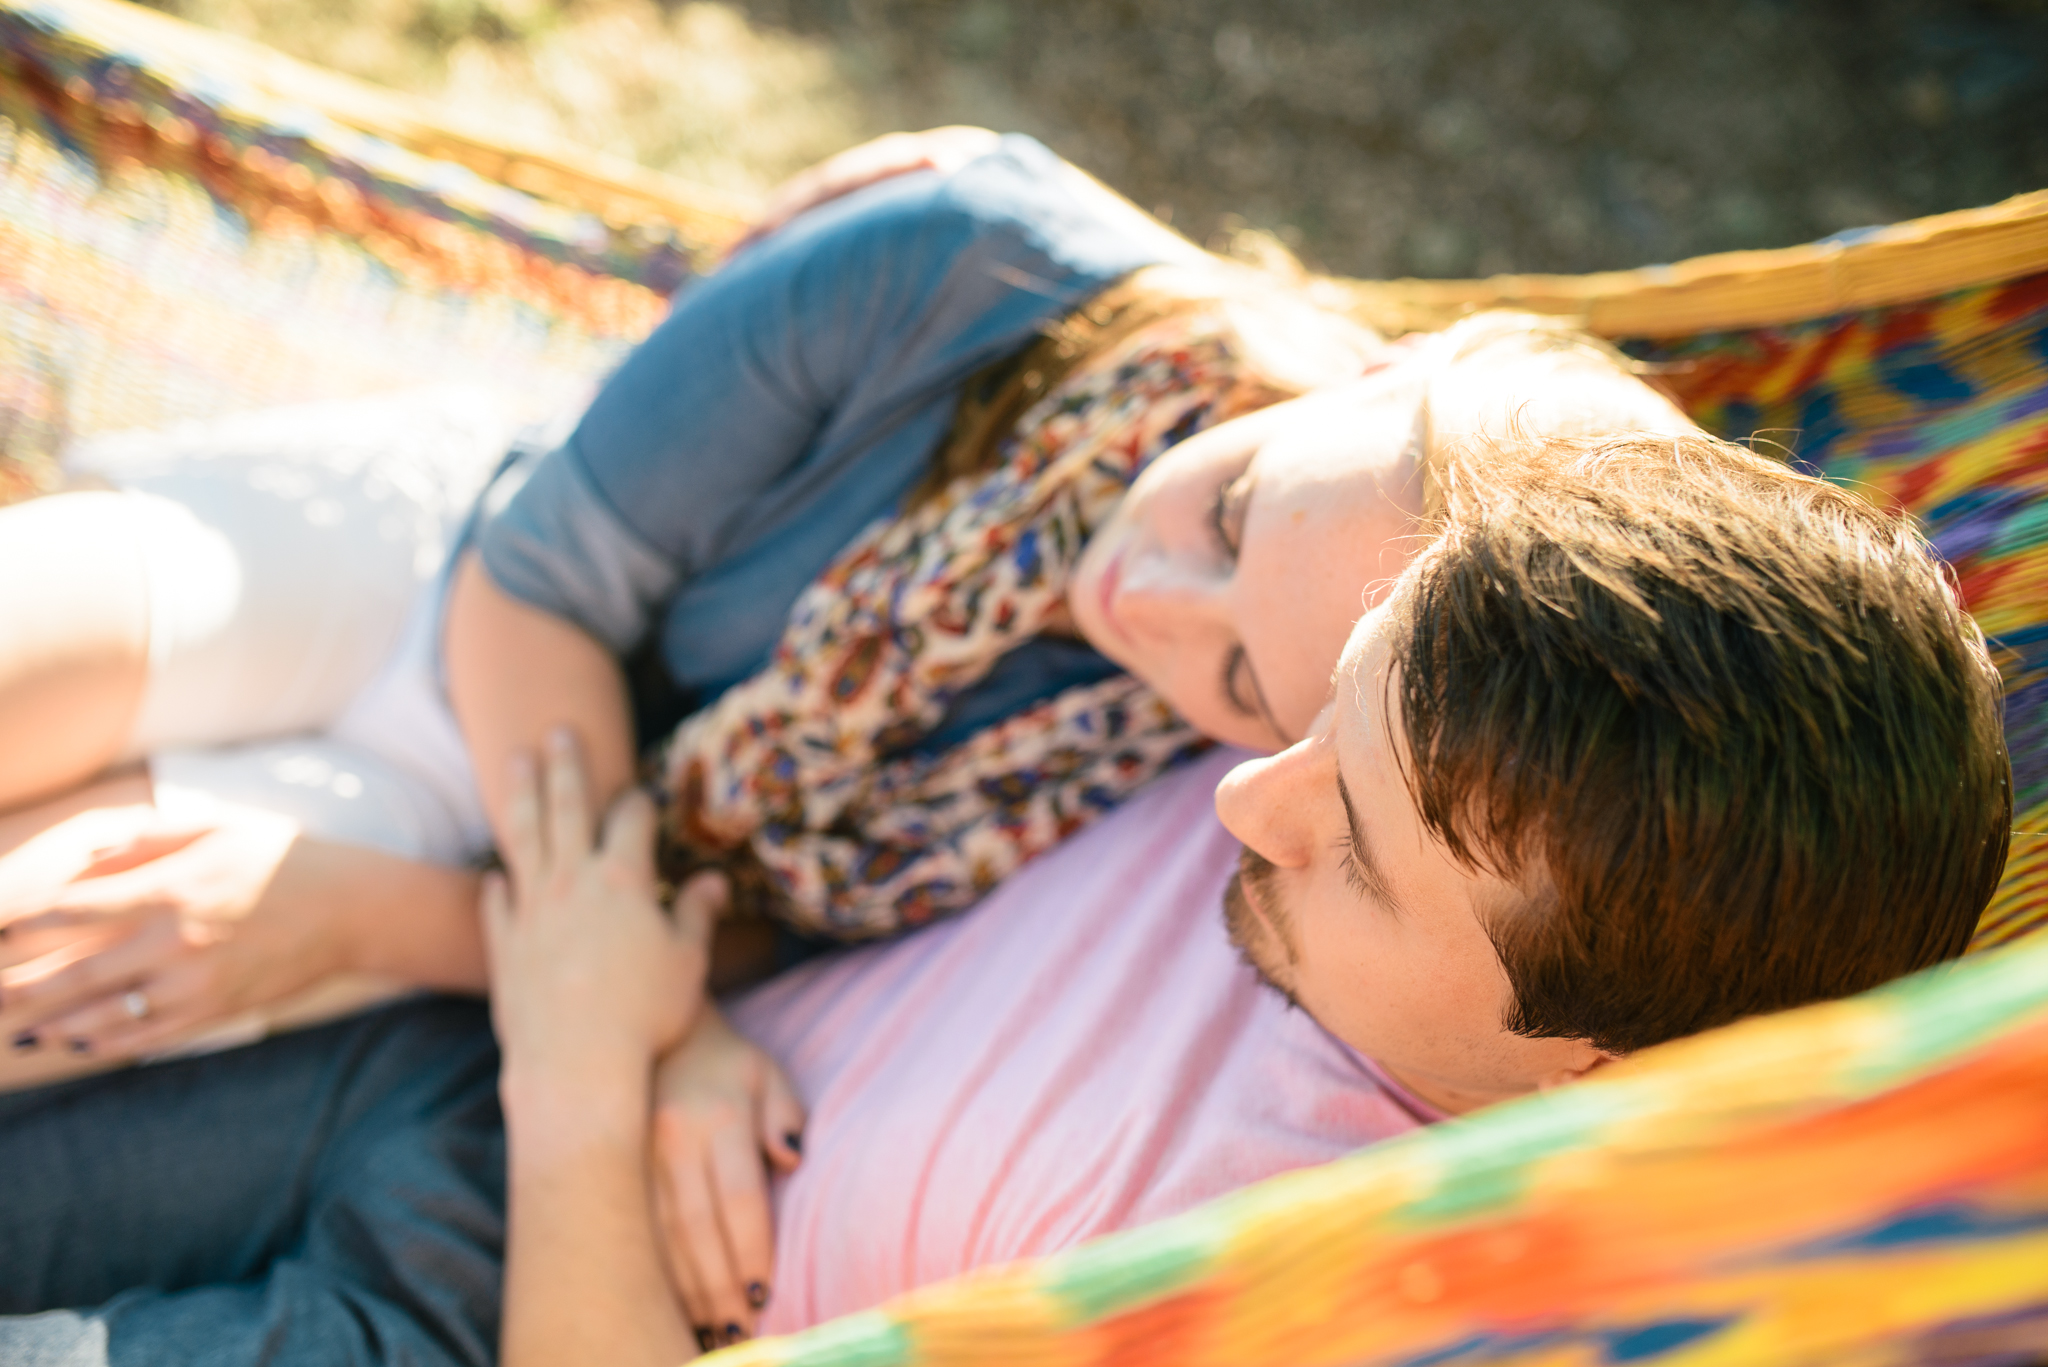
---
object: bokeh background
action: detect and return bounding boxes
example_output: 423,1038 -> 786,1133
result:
140,0 -> 2047,278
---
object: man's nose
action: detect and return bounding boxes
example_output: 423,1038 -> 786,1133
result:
1213,733 -> 1324,870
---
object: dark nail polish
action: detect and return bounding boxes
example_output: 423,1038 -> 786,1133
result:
68,1038 -> 92,1055
722,1323 -> 744,1346
746,1281 -> 769,1310
10,1031 -> 37,1052
784,1130 -> 803,1156
695,1328 -> 715,1353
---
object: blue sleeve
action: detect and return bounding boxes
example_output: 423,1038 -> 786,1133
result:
474,134 -> 1170,654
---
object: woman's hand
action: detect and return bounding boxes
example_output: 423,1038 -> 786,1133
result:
0,805 -> 343,1060
650,1004 -> 805,1345
727,126 -> 1002,258
483,731 -> 716,1084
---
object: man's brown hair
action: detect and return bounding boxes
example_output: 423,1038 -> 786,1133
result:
1387,431 -> 2011,1054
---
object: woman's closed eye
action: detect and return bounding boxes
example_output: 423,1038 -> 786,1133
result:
1208,470 -> 1255,560
1221,644 -> 1259,719
1220,643 -> 1287,745
1208,471 -> 1284,741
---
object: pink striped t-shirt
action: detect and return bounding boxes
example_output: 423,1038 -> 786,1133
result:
729,748 -> 1442,1334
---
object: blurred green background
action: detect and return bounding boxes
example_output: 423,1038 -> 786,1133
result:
141,0 -> 2048,277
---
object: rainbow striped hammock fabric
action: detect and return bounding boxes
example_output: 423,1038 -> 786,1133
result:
3,1 -> 2046,1362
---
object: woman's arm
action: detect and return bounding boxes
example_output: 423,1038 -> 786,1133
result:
443,550 -> 638,836
12,134 -> 1107,1080
0,550 -> 636,1083
447,553 -> 806,1353
485,734 -> 714,1367
726,126 -> 1001,257
467,129 -> 1176,714
0,480 -> 639,1074
0,786 -> 488,1085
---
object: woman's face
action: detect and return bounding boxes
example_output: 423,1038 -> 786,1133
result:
1067,361 -> 1430,751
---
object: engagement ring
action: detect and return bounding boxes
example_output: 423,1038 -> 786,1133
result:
121,989 -> 150,1021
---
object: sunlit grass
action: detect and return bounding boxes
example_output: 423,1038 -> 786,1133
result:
143,0 -> 871,195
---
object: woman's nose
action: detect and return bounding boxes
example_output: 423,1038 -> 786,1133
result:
1213,733 -> 1324,869
1113,559 -> 1230,640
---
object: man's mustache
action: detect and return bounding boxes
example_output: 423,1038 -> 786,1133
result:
1224,847 -> 1295,960
1223,847 -> 1300,1007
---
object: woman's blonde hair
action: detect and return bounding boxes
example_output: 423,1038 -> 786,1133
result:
1412,309 -> 1699,516
914,261 -> 1379,506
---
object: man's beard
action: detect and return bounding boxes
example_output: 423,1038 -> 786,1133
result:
1223,847 -> 1302,1007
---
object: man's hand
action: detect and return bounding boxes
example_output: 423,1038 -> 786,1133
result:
486,732 -> 720,1367
651,1004 -> 805,1345
482,731 -> 716,1086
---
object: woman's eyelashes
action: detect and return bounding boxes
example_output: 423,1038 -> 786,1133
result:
1221,644 -> 1259,718
1208,471 -> 1254,560
1208,469 -> 1275,733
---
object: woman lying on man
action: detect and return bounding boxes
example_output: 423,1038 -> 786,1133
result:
0,127 -> 1693,1342
479,385 -> 2008,1364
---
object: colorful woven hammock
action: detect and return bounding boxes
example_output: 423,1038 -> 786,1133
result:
4,1 -> 2046,1362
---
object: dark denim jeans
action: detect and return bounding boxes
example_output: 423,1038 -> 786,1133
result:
0,997 -> 504,1367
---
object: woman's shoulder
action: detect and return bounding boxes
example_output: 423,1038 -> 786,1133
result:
736,135 -> 1195,323
942,135 -> 1210,271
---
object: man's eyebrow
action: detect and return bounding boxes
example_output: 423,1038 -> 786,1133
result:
1335,766 -> 1402,914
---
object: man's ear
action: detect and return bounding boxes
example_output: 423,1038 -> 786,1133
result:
1532,1047 -> 1627,1092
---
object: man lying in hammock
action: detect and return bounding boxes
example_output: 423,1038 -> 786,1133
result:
0,392 -> 2007,1367
484,425 -> 2009,1365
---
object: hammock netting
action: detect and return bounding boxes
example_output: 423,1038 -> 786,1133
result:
3,1 -> 2045,1362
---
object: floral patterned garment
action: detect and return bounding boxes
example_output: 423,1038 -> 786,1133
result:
659,308 -> 1292,937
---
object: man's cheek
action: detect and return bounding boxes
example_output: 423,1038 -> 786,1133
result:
1287,902 -> 1345,1011
1298,899 -> 1388,1015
